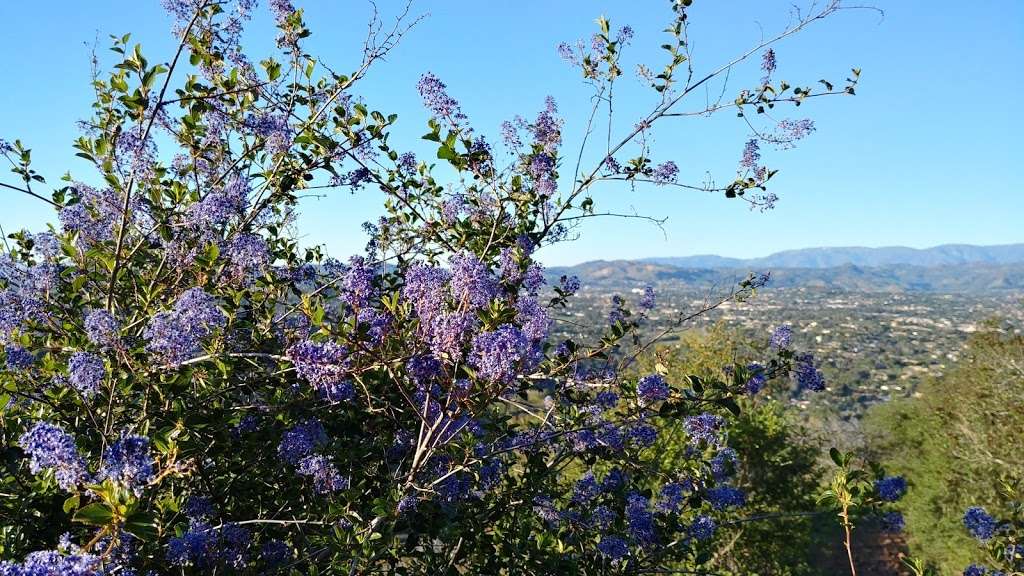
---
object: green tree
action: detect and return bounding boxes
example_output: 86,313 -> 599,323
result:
864,319 -> 1024,573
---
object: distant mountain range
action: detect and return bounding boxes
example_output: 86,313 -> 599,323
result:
640,243 -> 1024,269
549,244 -> 1024,293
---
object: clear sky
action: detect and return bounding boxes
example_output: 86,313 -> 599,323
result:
1,1 -> 1021,266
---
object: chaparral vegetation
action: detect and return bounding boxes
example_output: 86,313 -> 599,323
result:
0,1 -> 1020,575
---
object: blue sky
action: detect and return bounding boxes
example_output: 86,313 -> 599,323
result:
1,1 -> 1021,266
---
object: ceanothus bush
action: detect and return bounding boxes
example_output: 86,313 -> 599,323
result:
0,0 -> 879,573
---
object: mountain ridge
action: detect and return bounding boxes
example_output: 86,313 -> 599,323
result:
636,243 -> 1024,269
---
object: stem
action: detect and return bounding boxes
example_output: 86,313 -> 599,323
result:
840,502 -> 857,576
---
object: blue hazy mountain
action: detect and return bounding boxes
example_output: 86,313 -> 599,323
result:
640,243 -> 1024,269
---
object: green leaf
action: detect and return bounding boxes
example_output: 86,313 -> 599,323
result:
73,503 -> 114,526
829,447 -> 843,467
124,511 -> 159,541
63,494 -> 80,514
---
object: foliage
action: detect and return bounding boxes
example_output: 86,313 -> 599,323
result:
865,320 -> 1024,574
0,0 -> 863,573
635,324 -> 827,575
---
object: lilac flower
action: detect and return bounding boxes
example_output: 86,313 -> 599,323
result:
397,152 -> 417,173
963,507 -> 998,541
770,324 -> 792,350
225,233 -> 270,279
269,0 -> 295,22
449,251 -> 498,309
745,362 -> 767,395
601,468 -> 627,492
425,311 -> 476,360
296,455 -> 349,494
651,161 -> 678,184
184,495 -> 215,520
637,374 -> 669,404
571,472 -> 600,504
144,288 -> 225,365
707,485 -> 746,510
740,139 -> 761,170
261,539 -> 291,568
629,423 -> 658,447
626,492 -> 657,546
189,182 -> 248,229
776,118 -> 816,145
684,413 -> 725,446
515,296 -> 550,341
0,550 -> 100,575
657,482 -> 687,514
559,274 -> 581,295
794,352 -> 825,391
67,352 -> 105,398
470,325 -> 535,385
278,420 -> 327,465
530,97 -> 562,154
5,344 -> 34,371
963,566 -> 988,576
881,511 -> 905,533
523,264 -> 546,294
874,476 -> 907,502
590,505 -> 617,530
397,494 -> 419,515
247,112 -> 292,156
343,256 -> 375,307
402,263 -> 450,322
761,48 -> 777,79
84,309 -> 121,349
100,435 -> 154,495
597,535 -> 628,560
639,285 -> 656,310
417,72 -> 466,126
288,339 -> 350,392
18,422 -> 88,490
690,515 -> 717,541
166,521 -> 219,567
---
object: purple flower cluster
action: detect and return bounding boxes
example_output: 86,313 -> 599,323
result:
706,485 -> 746,510
597,535 -> 628,560
651,161 -> 678,184
296,454 -> 349,494
690,515 -> 717,541
745,363 -> 767,395
144,288 -> 226,365
449,251 -> 499,309
793,353 -> 825,391
0,550 -> 99,576
18,422 -> 87,490
84,309 -> 121,349
287,340 -> 350,395
684,413 -> 725,446
417,72 -> 466,126
470,325 -> 536,385
626,492 -> 657,546
873,476 -> 907,502
637,374 -> 669,404
770,324 -> 792,350
100,434 -> 154,495
278,419 -> 328,465
740,139 -> 761,170
963,506 -> 997,541
247,112 -> 292,156
656,482 -> 688,514
881,511 -> 905,533
225,233 -> 270,281
67,352 -> 105,398
638,285 -> 656,310
5,344 -> 34,371
515,296 -> 550,341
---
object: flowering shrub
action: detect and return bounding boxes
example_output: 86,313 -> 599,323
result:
0,0 -> 869,573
